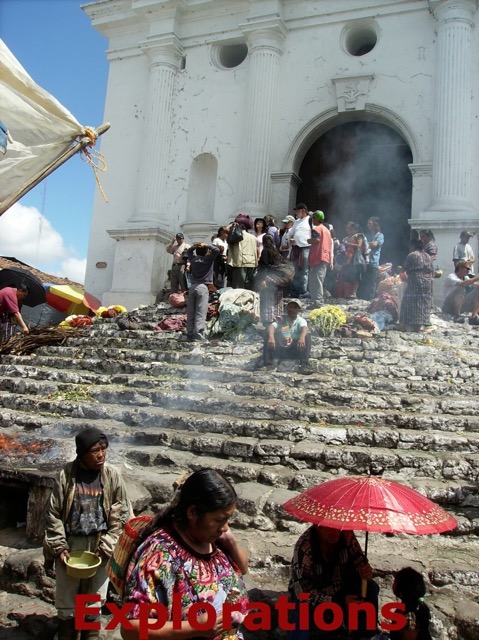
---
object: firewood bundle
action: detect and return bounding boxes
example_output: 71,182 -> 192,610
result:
0,326 -> 86,355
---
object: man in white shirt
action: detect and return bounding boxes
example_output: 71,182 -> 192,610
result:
453,231 -> 475,274
442,260 -> 479,325
289,203 -> 312,297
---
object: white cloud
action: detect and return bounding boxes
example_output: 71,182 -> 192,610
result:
0,202 -> 85,283
58,258 -> 86,284
0,202 -> 67,263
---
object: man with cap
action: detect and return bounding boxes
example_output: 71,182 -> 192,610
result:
307,210 -> 332,306
167,232 -> 190,293
280,214 -> 296,259
453,231 -> 475,274
442,259 -> 479,325
261,299 -> 312,374
44,427 -> 131,640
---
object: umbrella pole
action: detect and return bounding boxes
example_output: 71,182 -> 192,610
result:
361,531 -> 369,599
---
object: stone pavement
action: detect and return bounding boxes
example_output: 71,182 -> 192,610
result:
0,301 -> 478,639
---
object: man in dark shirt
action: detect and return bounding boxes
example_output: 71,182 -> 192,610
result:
185,243 -> 219,341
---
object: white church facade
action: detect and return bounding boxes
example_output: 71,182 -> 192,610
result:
84,0 -> 479,308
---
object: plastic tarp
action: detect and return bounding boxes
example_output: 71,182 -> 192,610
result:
0,39 -> 84,210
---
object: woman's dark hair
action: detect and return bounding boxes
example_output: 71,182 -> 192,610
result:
264,215 -> 276,229
410,238 -> 423,252
394,567 -> 432,639
420,229 -> 435,241
368,217 -> 381,229
347,221 -> 361,233
394,567 -> 426,608
259,234 -> 283,267
254,218 -> 266,233
141,468 -> 237,540
217,226 -> 226,237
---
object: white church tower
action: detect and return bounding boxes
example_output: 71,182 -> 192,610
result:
84,0 -> 479,308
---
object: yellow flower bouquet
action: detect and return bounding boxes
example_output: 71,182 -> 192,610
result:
308,305 -> 347,337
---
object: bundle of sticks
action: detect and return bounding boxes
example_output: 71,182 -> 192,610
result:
0,326 -> 86,356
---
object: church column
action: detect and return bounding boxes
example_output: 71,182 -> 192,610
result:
238,19 -> 287,215
429,0 -> 478,213
129,36 -> 183,225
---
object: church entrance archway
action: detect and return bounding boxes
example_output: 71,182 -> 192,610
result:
296,121 -> 413,265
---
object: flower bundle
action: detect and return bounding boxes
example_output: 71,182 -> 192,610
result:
59,315 -> 93,328
96,305 -> 127,318
308,305 -> 347,337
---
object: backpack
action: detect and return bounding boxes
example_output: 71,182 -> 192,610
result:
107,514 -> 153,598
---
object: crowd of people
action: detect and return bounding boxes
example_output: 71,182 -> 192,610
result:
399,229 -> 479,331
43,430 -> 433,640
164,209 -> 478,339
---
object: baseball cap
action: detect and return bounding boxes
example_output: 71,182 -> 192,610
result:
282,215 -> 295,224
312,210 -> 325,222
287,299 -> 302,309
460,230 -> 473,238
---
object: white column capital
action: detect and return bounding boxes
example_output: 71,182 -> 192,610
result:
139,35 -> 184,69
429,0 -> 478,25
240,18 -> 288,54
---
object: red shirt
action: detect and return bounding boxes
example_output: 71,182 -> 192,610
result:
309,223 -> 332,267
0,287 -> 20,315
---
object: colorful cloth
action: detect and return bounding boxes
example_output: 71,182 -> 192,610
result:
399,250 -> 433,326
124,525 -> 249,639
288,527 -> 367,606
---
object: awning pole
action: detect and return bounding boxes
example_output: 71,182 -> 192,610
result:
0,122 -> 110,216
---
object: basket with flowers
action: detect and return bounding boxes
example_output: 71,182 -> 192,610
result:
308,305 -> 347,337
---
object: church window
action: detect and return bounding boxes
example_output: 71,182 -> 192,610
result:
342,21 -> 378,57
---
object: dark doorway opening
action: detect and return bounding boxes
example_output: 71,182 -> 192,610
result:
0,485 -> 28,529
296,121 -> 413,266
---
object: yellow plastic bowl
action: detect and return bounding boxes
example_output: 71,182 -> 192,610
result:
65,551 -> 101,579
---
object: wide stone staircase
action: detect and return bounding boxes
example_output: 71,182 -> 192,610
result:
0,303 -> 478,639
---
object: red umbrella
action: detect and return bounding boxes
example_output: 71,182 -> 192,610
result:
283,475 -> 457,564
283,476 -> 457,598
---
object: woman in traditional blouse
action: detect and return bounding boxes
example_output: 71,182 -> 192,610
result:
122,469 -> 249,640
288,526 -> 379,639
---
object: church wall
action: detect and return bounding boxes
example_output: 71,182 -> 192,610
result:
161,41 -> 249,229
84,0 -> 479,305
85,37 -> 150,297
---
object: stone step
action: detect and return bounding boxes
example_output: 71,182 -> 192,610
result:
5,355 -> 479,403
2,378 -> 479,452
0,367 -> 479,415
123,437 -> 479,482
29,332 -> 479,378
3,364 -> 479,431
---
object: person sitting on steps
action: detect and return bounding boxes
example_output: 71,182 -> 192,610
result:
260,299 -> 312,374
442,259 -> 479,325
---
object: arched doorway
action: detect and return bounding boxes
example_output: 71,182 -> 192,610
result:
296,121 -> 413,265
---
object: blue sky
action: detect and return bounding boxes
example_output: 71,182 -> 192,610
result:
0,0 -> 108,283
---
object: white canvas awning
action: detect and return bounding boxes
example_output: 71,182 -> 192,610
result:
0,39 -> 108,215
